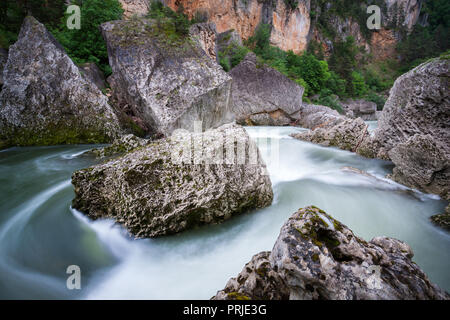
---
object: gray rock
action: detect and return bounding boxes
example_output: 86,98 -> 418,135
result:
342,99 -> 377,120
430,205 -> 450,231
291,117 -> 370,153
293,103 -> 346,129
72,124 -> 273,238
86,134 -> 152,159
372,58 -> 450,197
229,52 -> 304,125
0,17 -> 121,149
373,58 -> 450,160
247,111 -> 292,126
101,18 -> 234,137
189,23 -> 218,62
0,48 -> 7,89
214,206 -> 449,300
78,62 -> 107,91
388,134 -> 450,200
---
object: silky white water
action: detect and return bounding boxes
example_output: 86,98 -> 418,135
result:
0,125 -> 448,299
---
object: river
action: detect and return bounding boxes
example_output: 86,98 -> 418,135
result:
0,125 -> 448,299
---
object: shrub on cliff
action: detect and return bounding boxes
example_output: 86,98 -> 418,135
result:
52,0 -> 123,75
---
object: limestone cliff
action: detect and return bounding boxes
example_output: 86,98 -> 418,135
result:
161,0 -> 424,57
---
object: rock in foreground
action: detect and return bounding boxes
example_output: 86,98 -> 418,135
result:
101,18 -> 233,136
72,124 -> 273,238
214,206 -> 449,300
0,17 -> 121,149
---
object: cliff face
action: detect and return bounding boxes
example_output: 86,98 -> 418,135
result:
162,0 -> 423,57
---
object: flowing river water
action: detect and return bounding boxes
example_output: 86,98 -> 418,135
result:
0,125 -> 449,299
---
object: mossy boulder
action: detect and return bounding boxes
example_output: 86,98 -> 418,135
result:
214,206 -> 449,300
72,124 -> 273,238
0,17 -> 121,149
0,17 -> 121,147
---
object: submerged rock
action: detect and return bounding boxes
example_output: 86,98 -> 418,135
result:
230,52 -> 304,126
72,124 -> 273,238
0,17 -> 121,149
431,205 -> 450,231
214,206 -> 449,300
101,17 -> 233,136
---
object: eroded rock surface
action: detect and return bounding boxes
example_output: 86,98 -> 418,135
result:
101,18 -> 233,136
214,206 -> 449,300
373,58 -> 450,198
189,23 -> 218,62
230,52 -> 304,125
0,17 -> 121,149
72,124 -> 273,238
291,117 -> 370,153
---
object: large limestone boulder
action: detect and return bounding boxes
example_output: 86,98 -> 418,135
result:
72,124 -> 273,238
373,58 -> 450,198
214,206 -> 449,300
0,17 -> 121,149
101,18 -> 233,137
230,52 -> 304,126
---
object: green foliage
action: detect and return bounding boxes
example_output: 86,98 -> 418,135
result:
397,0 -> 449,71
325,71 -> 346,97
0,0 -> 67,48
284,0 -> 298,11
316,89 -> 344,114
217,41 -> 249,72
52,0 -> 123,75
351,71 -> 368,97
328,36 -> 358,96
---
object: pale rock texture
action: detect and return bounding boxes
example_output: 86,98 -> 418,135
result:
230,52 -> 304,125
0,17 -> 121,149
372,58 -> 450,198
293,103 -> 346,129
72,124 -> 273,238
101,18 -> 234,136
119,0 -> 149,18
214,206 -> 449,300
189,22 -> 218,62
291,118 -> 370,153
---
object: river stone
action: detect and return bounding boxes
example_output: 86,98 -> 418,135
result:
100,17 -> 233,137
72,124 -> 273,238
387,134 -> 450,200
293,103 -> 346,129
0,16 -> 121,149
291,118 -> 370,152
430,205 -> 450,231
342,99 -> 377,120
230,52 -> 304,125
214,206 -> 449,300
